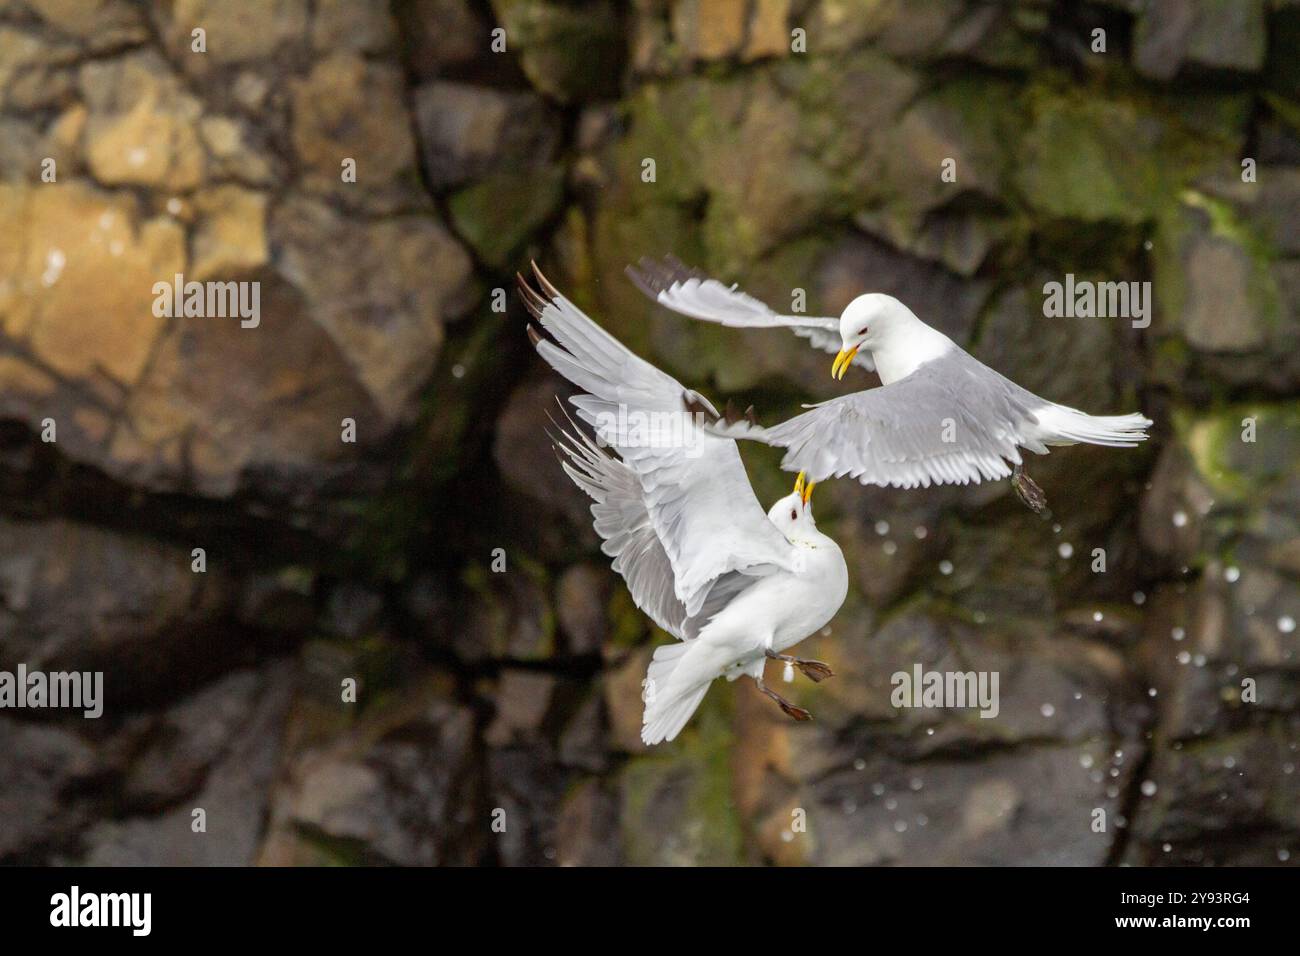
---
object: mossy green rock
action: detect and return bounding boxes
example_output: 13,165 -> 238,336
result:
448,165 -> 565,268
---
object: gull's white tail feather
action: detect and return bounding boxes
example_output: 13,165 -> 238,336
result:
1034,404 -> 1152,448
641,643 -> 710,745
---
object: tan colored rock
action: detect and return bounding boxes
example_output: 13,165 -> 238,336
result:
0,181 -> 180,387
191,185 -> 269,281
107,280 -> 376,497
672,0 -> 746,61
311,0 -> 396,52
743,0 -> 792,61
290,53 -> 417,210
0,26 -> 79,110
271,195 -> 473,423
23,0 -> 148,48
80,53 -> 205,192
164,0 -> 308,65
85,96 -> 205,191
199,116 -> 276,185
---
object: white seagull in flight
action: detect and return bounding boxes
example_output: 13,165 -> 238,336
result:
627,255 -> 1152,512
520,266 -> 848,745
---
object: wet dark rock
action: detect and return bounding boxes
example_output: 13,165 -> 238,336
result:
414,81 -> 561,191
82,660 -> 296,865
1133,0 -> 1267,81
0,719 -> 98,861
0,518 -> 232,689
555,563 -> 611,655
260,679 -> 477,866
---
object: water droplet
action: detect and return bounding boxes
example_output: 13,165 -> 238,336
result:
1279,849 -> 1291,862
938,560 -> 953,576
853,758 -> 866,771
1172,510 -> 1188,527
1040,703 -> 1055,718
909,777 -> 923,791
871,783 -> 885,796
1133,591 -> 1146,605
41,248 -> 65,286
1224,566 -> 1240,583
1093,611 -> 1103,622
1080,753 -> 1094,769
1140,780 -> 1157,796
451,363 -> 467,379
893,819 -> 907,833
1172,627 -> 1185,641
1279,616 -> 1296,634
913,526 -> 927,540
1058,542 -> 1074,558
874,520 -> 889,536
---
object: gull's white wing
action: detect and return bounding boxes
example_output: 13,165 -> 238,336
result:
626,255 -> 876,372
521,269 -> 799,620
550,420 -> 769,643
708,350 -> 1053,488
550,421 -> 689,639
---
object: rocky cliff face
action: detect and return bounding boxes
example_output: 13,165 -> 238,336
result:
0,0 -> 1296,866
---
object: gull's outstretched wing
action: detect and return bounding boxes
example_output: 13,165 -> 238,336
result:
549,419 -> 689,638
520,266 -> 799,621
626,255 -> 876,373
550,418 -> 769,643
706,350 -> 1053,488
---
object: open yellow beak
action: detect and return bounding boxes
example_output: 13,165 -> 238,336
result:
832,346 -> 859,380
793,471 -> 816,508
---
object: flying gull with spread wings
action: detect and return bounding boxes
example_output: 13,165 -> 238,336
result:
520,265 -> 848,745
627,255 -> 1152,512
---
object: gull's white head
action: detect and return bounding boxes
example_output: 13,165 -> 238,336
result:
832,293 -> 920,380
767,471 -> 819,541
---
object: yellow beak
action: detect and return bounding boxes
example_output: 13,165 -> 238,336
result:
793,471 -> 815,507
832,346 -> 859,380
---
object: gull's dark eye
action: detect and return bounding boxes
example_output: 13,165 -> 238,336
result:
857,326 -> 869,336
790,509 -> 798,520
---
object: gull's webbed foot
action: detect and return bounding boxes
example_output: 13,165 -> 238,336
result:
794,659 -> 834,682
756,678 -> 814,722
765,648 -> 835,682
1011,465 -> 1047,514
778,699 -> 814,721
